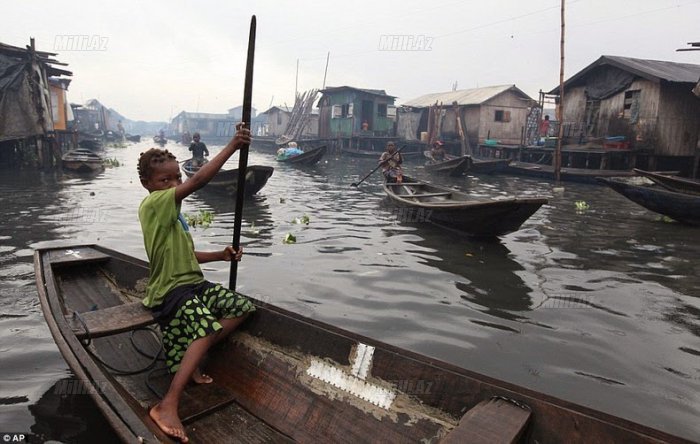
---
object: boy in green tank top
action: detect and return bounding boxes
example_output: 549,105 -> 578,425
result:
137,124 -> 255,442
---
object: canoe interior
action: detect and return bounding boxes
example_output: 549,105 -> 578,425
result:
35,245 -> 693,443
599,177 -> 700,226
633,169 -> 700,196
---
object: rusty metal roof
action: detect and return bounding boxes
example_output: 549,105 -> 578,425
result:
400,84 -> 534,108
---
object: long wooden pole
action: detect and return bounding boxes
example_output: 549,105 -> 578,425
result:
229,16 -> 256,290
555,0 -> 565,183
322,52 -> 330,89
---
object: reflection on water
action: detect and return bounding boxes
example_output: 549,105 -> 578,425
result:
0,141 -> 698,441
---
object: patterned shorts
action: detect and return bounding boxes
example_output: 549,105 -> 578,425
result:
160,282 -> 256,373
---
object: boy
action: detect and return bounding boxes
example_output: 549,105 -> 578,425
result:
188,132 -> 209,167
379,141 -> 403,183
137,125 -> 254,442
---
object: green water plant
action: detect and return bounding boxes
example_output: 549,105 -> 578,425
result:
184,210 -> 214,229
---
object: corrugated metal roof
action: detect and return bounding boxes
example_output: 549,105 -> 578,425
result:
550,56 -> 700,94
401,85 -> 531,108
319,86 -> 395,98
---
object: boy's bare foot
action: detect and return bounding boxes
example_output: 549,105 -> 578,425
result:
191,368 -> 213,384
149,403 -> 189,442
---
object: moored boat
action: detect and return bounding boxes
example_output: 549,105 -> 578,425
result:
35,244 -> 693,444
597,177 -> 700,225
633,169 -> 700,196
61,148 -> 105,173
276,145 -> 327,166
423,152 -> 471,177
125,134 -> 141,143
181,159 -> 274,197
382,176 -> 548,237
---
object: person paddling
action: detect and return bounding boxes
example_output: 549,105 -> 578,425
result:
136,124 -> 255,442
379,141 -> 403,183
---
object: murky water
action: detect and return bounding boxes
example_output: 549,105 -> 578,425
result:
1,140 -> 698,442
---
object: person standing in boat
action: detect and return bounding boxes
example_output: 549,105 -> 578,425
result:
189,132 -> 209,167
136,124 -> 255,443
379,141 -> 403,183
430,140 -> 446,162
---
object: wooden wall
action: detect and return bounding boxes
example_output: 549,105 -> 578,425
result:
477,91 -> 532,145
657,82 -> 700,156
560,68 -> 700,157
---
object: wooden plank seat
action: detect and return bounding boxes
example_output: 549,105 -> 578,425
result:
406,192 -> 453,198
384,182 -> 422,186
67,301 -> 156,340
440,397 -> 531,444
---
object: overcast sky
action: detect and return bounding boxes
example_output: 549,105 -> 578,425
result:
5,0 -> 700,122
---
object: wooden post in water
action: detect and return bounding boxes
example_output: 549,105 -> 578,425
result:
555,0 -> 566,183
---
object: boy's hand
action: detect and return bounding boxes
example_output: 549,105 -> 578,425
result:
222,246 -> 243,262
231,122 -> 252,150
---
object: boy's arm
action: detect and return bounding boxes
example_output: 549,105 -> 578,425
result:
194,246 -> 242,263
175,127 -> 251,204
203,144 -> 209,156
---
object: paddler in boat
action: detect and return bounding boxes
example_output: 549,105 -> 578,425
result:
379,141 -> 403,183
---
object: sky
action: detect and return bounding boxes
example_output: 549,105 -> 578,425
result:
4,0 -> 700,122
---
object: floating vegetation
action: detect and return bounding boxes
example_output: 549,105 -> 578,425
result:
184,210 -> 214,229
108,142 -> 128,149
279,197 -> 286,204
291,214 -> 310,225
103,157 -> 121,167
575,200 -> 590,212
283,233 -> 297,244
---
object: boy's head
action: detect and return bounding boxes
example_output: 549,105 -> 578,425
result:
193,132 -> 201,141
387,142 -> 396,152
138,148 -> 181,192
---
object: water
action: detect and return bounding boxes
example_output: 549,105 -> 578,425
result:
1,140 -> 698,442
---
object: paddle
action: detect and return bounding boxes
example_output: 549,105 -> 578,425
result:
350,144 -> 406,187
229,16 -> 256,291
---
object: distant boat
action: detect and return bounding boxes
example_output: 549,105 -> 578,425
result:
153,136 -> 167,145
470,157 -> 512,174
125,134 -> 141,143
423,152 -> 511,176
276,145 -> 327,166
61,148 -> 104,173
36,243 -> 692,444
382,176 -> 548,237
598,177 -> 700,226
423,152 -> 471,177
633,169 -> 700,196
181,159 -> 274,197
342,148 -> 422,160
503,160 -> 637,184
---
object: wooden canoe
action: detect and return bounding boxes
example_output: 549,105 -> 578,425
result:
35,244 -> 694,443
181,161 -> 274,198
633,169 -> 700,196
382,176 -> 548,237
61,148 -> 105,173
598,177 -> 700,226
499,160 -> 638,184
423,152 -> 472,177
470,158 -> 512,174
277,145 -> 327,166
